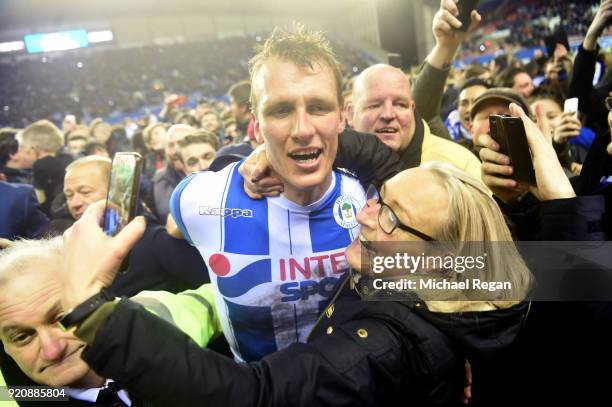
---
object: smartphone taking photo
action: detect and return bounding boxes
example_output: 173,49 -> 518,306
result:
458,0 -> 479,31
563,97 -> 579,114
489,115 -> 536,186
103,152 -> 143,237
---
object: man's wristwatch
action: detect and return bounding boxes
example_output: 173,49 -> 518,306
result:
60,288 -> 115,328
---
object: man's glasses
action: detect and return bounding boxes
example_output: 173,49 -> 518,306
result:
365,184 -> 435,241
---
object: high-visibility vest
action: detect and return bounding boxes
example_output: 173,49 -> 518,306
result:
132,283 -> 223,347
0,370 -> 19,407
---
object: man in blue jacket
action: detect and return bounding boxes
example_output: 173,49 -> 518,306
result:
0,179 -> 48,240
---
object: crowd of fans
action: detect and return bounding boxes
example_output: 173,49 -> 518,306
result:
0,34 -> 372,128
1,0 -> 612,405
460,0 -> 600,57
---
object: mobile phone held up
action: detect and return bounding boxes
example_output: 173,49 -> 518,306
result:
564,97 -> 579,114
458,0 -> 479,32
103,152 -> 143,237
489,115 -> 536,186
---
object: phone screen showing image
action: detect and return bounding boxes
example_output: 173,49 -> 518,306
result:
103,153 -> 142,237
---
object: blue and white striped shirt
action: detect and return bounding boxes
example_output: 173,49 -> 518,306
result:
170,162 -> 365,362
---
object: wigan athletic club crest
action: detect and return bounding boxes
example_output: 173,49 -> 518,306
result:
333,195 -> 359,229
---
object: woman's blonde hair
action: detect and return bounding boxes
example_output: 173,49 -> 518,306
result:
419,162 -> 532,310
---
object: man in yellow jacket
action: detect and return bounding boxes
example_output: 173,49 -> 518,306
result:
348,63 -> 482,180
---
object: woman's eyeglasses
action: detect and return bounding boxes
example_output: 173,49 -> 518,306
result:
366,184 -> 435,241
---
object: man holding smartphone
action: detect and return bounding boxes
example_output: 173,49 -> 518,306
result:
0,239 -> 135,406
0,238 -> 218,406
470,88 -> 534,204
474,88 -> 582,206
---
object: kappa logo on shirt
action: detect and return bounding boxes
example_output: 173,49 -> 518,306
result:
199,206 -> 253,218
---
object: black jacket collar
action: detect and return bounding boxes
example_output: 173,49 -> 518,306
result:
397,110 -> 425,171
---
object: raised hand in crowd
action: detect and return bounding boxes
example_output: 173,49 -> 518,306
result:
478,122 -> 529,204
584,0 -> 612,50
164,94 -> 180,106
552,112 -> 582,144
61,201 -> 145,311
509,103 -> 576,201
428,0 -> 482,69
530,102 -> 581,174
159,93 -> 181,122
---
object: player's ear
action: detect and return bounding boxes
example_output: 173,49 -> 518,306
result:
253,112 -> 264,144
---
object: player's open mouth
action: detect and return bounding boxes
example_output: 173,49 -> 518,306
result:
288,149 -> 322,164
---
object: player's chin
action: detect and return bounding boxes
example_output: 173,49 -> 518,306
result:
298,170 -> 331,188
288,161 -> 333,187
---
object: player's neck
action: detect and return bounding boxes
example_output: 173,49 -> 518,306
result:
282,173 -> 332,206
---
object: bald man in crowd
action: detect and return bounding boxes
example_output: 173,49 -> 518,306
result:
347,63 -> 481,179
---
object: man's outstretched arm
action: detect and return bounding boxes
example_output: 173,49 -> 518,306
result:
76,297 -> 393,406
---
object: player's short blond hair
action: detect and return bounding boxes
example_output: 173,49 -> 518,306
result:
249,23 -> 343,116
